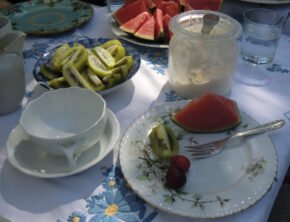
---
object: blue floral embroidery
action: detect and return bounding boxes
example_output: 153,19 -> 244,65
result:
59,166 -> 158,222
23,42 -> 50,60
23,34 -> 90,61
132,47 -> 168,75
87,190 -> 141,222
143,50 -> 168,76
164,90 -> 185,102
46,33 -> 89,45
102,167 -> 123,191
86,166 -> 158,222
67,211 -> 87,222
266,64 -> 290,74
284,111 -> 290,121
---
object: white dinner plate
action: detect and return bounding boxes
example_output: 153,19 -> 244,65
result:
119,100 -> 278,219
6,109 -> 120,178
239,0 -> 290,4
110,19 -> 169,49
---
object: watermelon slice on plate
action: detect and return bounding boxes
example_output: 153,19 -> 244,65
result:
163,13 -> 172,43
163,1 -> 180,17
120,11 -> 151,34
113,0 -> 148,25
154,8 -> 164,40
134,16 -> 155,40
171,92 -> 241,133
113,0 -> 223,45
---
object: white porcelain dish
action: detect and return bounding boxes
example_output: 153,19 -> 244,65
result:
119,100 -> 278,219
20,87 -> 107,167
6,109 -> 119,178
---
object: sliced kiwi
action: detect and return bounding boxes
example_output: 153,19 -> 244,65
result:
86,68 -> 104,86
63,63 -> 93,90
59,47 -> 79,69
100,39 -> 122,49
114,56 -> 127,67
94,46 -> 115,69
103,73 -> 122,88
48,77 -> 69,89
114,45 -> 126,61
106,45 -> 118,56
42,39 -> 134,92
120,64 -> 129,80
83,68 -> 106,91
126,55 -> 134,70
148,124 -> 179,159
61,45 -> 88,71
51,43 -> 72,72
40,64 -> 61,80
87,53 -> 112,78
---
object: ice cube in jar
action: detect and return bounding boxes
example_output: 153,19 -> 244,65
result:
168,10 -> 242,99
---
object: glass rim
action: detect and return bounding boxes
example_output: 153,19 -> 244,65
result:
243,8 -> 284,27
169,10 -> 242,41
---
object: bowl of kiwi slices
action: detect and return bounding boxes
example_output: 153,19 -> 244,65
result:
33,37 -> 141,95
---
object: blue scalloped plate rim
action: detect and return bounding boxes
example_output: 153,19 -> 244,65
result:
0,0 -> 93,35
32,37 -> 141,96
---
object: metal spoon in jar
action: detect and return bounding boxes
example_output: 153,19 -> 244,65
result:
201,14 -> 219,34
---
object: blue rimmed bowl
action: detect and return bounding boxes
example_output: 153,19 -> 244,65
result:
33,37 -> 141,96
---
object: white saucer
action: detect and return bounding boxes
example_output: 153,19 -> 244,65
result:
6,109 -> 120,178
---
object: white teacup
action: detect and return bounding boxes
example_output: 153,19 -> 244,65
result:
0,15 -> 12,38
20,87 -> 107,167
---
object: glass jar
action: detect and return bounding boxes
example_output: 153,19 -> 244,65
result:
168,10 -> 242,99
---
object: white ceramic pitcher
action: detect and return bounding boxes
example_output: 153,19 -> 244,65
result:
0,15 -> 26,115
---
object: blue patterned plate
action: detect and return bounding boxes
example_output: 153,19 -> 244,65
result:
33,37 -> 141,96
0,0 -> 93,35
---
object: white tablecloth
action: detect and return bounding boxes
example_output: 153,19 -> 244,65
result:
0,2 -> 289,222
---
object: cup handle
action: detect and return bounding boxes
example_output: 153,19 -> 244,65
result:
57,139 -> 85,168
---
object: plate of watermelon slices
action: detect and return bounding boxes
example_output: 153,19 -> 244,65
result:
110,0 -> 222,48
110,18 -> 169,48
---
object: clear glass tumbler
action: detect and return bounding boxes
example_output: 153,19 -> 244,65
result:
107,0 -> 124,12
241,8 -> 284,65
282,12 -> 290,40
168,10 -> 242,99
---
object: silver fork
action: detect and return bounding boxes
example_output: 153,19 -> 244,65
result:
186,119 -> 285,158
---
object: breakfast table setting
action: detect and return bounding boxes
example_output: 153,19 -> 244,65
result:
0,0 -> 290,222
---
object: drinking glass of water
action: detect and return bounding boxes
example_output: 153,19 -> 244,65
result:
107,0 -> 124,12
283,12 -> 290,40
237,8 -> 284,86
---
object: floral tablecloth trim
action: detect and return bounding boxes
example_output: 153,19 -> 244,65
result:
57,166 -> 158,222
267,64 -> 290,74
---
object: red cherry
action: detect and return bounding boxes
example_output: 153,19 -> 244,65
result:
170,155 -> 191,172
165,166 -> 187,189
